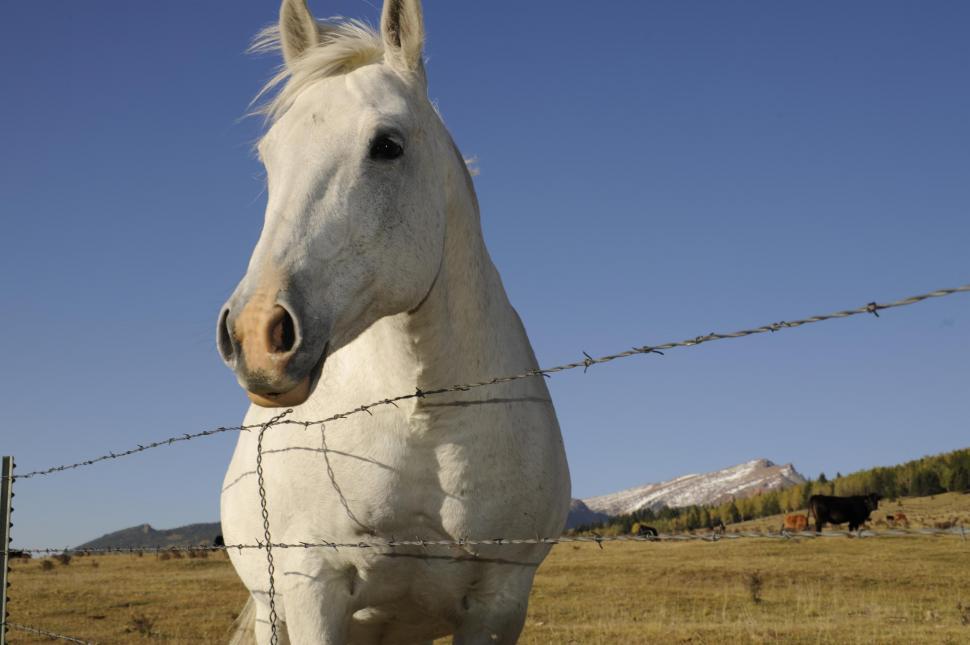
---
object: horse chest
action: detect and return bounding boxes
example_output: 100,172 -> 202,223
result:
312,414 -> 492,537
224,412 -> 484,543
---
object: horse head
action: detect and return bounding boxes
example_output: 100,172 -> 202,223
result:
217,0 -> 452,408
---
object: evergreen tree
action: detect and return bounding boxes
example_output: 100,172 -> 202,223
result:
686,506 -> 701,530
700,507 -> 711,529
912,468 -> 944,496
950,465 -> 970,493
762,494 -> 781,516
800,481 -> 814,509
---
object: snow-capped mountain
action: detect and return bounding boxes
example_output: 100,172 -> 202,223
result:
578,458 -> 805,519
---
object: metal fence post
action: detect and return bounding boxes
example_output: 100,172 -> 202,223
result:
1,457 -> 14,645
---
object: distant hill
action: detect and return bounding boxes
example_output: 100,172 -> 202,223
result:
565,499 -> 610,529
76,522 -> 221,550
566,458 -> 804,528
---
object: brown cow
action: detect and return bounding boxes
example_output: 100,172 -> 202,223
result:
782,514 -> 809,532
887,512 -> 909,528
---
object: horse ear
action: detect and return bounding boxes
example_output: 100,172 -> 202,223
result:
279,0 -> 320,66
380,0 -> 424,73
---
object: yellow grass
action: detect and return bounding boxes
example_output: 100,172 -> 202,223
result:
7,494 -> 970,644
6,552 -> 247,643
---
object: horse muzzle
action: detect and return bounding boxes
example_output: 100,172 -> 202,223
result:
243,375 -> 313,408
217,295 -> 326,408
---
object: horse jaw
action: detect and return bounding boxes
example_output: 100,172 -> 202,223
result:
245,375 -> 310,408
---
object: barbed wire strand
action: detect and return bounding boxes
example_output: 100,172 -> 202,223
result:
11,526 -> 969,555
9,283 -> 969,482
7,425 -> 247,481
5,622 -> 93,644
255,409 -> 291,645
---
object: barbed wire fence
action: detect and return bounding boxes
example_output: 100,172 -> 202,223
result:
6,527 -> 968,645
2,283 -> 969,644
4,622 -> 92,645
10,525 -> 970,557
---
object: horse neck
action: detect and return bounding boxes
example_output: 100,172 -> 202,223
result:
402,149 -> 533,390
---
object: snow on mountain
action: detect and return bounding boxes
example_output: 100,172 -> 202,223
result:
580,459 -> 805,519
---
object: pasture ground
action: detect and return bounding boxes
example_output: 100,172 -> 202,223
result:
7,493 -> 970,644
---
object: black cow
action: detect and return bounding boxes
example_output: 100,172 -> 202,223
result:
636,525 -> 659,537
213,534 -> 225,547
808,493 -> 880,532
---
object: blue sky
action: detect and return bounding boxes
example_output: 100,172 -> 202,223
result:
1,1 -> 967,548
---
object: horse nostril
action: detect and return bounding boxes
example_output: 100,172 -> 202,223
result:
217,307 -> 235,363
268,305 -> 297,354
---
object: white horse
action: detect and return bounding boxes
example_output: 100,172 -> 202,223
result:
217,1 -> 571,643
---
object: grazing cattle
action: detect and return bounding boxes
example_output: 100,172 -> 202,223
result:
809,494 -> 880,532
635,524 -> 659,537
212,534 -> 225,548
887,512 -> 909,527
712,519 -> 726,535
782,514 -> 809,532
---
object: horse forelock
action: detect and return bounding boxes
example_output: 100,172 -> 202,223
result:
249,18 -> 386,125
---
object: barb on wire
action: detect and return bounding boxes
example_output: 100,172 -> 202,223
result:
5,622 -> 93,644
13,526 -> 969,556
9,283 -> 969,482
10,424 -> 247,481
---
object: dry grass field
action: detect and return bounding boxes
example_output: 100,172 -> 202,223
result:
7,494 -> 970,644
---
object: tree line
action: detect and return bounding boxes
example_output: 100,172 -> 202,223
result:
571,447 -> 970,535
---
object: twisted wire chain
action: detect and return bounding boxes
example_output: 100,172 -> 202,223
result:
8,282 -> 970,483
5,622 -> 93,644
13,526 -> 968,555
255,409 -> 292,645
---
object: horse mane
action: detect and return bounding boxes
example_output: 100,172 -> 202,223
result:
250,18 -> 384,124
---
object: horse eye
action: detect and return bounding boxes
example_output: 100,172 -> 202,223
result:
369,135 -> 404,161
